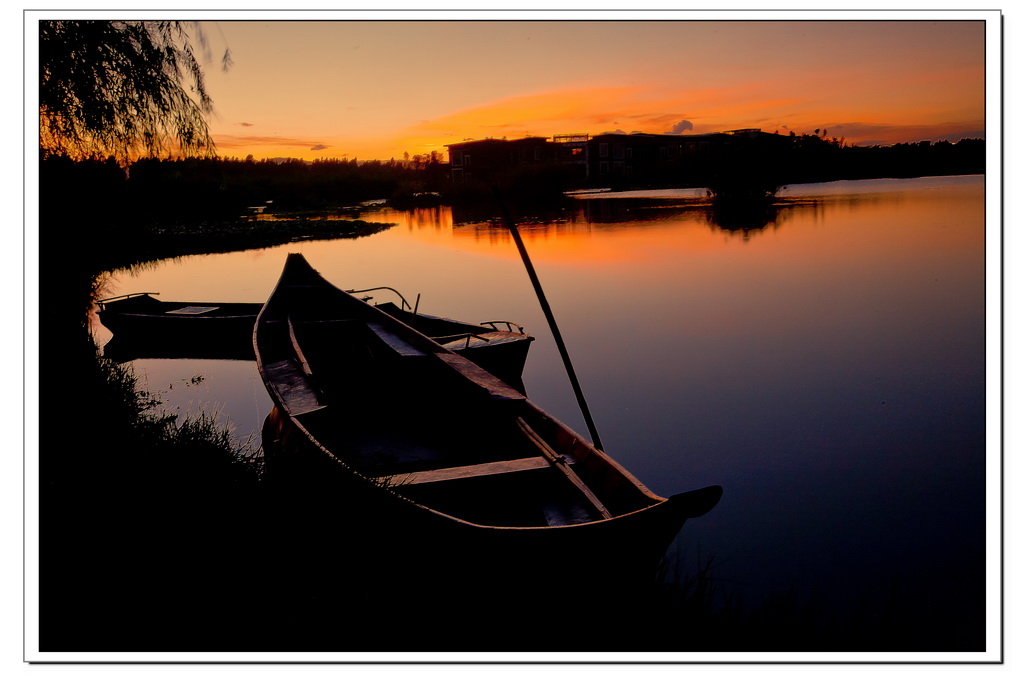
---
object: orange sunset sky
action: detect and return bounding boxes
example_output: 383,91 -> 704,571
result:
191,15 -> 988,163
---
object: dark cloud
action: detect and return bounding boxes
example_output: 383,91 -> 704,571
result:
311,144 -> 329,151
237,122 -> 254,127
666,120 -> 694,134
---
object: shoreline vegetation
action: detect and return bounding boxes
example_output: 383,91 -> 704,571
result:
41,133 -> 984,222
37,148 -> 985,653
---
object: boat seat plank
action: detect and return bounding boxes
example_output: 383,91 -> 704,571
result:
393,456 -> 551,486
366,322 -> 428,357
263,359 -> 326,416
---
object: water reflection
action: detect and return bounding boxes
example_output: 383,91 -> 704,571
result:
102,333 -> 256,362
579,198 -> 707,225
705,200 -> 780,233
91,176 -> 987,649
423,192 -> 796,240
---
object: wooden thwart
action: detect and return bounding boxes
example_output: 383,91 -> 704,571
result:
393,456 -> 550,486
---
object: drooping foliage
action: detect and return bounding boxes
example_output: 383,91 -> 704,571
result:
39,20 -> 229,162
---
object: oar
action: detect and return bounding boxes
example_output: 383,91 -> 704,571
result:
516,417 -> 612,519
496,197 -> 605,452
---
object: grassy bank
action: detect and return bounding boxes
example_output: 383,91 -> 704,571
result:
37,210 -> 397,652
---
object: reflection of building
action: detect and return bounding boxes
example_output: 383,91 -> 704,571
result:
447,129 -> 784,184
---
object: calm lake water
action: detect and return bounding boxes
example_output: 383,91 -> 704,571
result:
92,175 -> 989,642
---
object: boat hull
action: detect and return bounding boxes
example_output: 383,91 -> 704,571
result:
261,404 -> 720,584
254,254 -> 722,584
97,296 -> 262,339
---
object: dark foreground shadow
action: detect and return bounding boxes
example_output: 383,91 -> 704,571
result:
38,441 -> 985,655
39,475 -> 688,653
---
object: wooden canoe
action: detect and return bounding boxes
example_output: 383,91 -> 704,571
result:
96,293 -> 262,339
255,253 -> 721,576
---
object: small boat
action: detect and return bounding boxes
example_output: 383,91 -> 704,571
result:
97,291 -> 534,387
96,293 -> 262,339
256,253 -> 721,579
95,295 -> 262,361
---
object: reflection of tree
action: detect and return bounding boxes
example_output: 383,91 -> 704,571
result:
705,201 -> 779,232
451,199 -> 569,226
578,197 -> 706,224
453,196 -> 788,239
39,20 -> 229,162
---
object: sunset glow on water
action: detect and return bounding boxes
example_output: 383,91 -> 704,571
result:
92,177 -> 987,646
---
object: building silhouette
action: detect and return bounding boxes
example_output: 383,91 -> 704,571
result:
446,129 -> 779,186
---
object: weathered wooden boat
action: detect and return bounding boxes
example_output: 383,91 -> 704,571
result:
256,253 -> 722,580
96,293 -> 262,339
96,295 -> 261,361
97,291 -> 534,386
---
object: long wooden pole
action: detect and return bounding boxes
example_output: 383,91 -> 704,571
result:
497,199 -> 605,452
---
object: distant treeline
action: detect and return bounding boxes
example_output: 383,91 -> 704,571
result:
766,135 -> 985,185
39,136 -> 985,229
633,134 -> 986,197
40,153 -> 449,230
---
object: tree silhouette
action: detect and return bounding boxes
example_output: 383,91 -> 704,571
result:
39,20 -> 229,162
